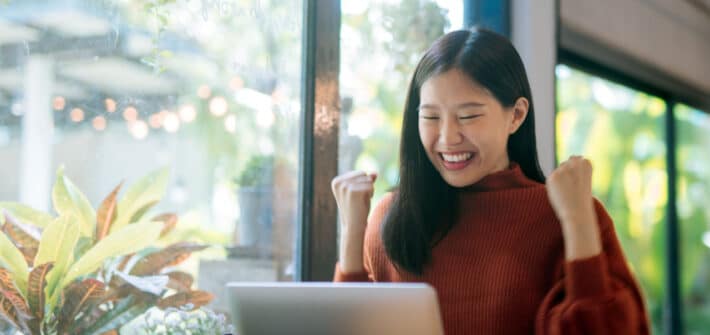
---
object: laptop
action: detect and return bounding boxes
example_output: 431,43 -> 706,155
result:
226,282 -> 445,335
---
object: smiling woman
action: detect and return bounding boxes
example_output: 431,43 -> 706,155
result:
332,28 -> 650,335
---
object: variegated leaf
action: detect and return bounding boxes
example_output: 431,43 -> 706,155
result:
96,182 -> 123,243
2,214 -> 41,248
151,213 -> 177,238
27,263 -> 53,320
166,271 -> 194,292
156,290 -> 213,311
129,242 -> 208,276
58,278 -> 106,332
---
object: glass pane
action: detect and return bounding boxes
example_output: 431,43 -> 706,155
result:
339,0 -> 459,204
676,103 -> 710,333
555,64 -> 666,333
0,0 -> 301,330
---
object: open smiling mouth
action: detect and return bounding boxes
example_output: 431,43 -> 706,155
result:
439,152 -> 476,171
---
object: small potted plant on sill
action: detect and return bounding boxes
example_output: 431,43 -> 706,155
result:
232,154 -> 273,258
0,167 -> 221,335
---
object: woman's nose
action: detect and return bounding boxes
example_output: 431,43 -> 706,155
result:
439,119 -> 463,145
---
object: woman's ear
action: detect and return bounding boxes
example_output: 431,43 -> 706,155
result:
509,97 -> 529,134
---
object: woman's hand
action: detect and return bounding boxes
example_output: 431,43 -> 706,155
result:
331,171 -> 377,273
546,156 -> 602,261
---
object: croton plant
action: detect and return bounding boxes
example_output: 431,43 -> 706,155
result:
0,168 -> 213,334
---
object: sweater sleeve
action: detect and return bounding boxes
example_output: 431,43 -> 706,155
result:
535,199 -> 651,335
333,192 -> 395,283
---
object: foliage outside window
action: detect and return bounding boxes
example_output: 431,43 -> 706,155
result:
339,0 -> 459,204
675,103 -> 710,334
555,64 -> 667,333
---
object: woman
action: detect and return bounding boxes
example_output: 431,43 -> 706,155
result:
331,28 -> 649,334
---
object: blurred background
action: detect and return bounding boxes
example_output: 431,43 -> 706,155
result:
0,0 -> 708,334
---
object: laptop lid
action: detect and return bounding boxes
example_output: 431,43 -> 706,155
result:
226,282 -> 445,335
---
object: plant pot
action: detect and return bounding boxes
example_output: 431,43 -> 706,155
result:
236,186 -> 273,255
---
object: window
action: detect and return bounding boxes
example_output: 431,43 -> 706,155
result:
676,103 -> 710,333
339,0 -> 460,203
0,0 -> 302,318
555,64 -> 667,333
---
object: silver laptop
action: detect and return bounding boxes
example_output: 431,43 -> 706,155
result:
226,282 -> 445,335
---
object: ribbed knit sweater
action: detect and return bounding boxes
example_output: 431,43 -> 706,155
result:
334,163 -> 649,334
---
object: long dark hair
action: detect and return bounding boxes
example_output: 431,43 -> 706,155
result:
382,28 -> 546,275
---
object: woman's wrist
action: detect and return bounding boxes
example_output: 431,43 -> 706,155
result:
559,208 -> 603,261
339,226 -> 366,273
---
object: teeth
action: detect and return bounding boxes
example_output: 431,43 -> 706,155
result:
441,153 -> 473,163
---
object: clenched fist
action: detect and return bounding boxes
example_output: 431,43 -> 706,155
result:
546,156 -> 594,223
331,171 -> 378,273
546,156 -> 602,260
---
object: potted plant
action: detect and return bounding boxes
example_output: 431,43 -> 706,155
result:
233,155 -> 273,257
0,167 -> 217,334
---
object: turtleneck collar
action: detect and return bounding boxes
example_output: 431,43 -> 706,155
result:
461,162 -> 542,193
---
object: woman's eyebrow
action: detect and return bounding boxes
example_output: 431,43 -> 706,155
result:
456,102 -> 486,109
418,104 -> 439,110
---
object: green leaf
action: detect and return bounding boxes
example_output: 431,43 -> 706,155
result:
0,232 -> 29,296
35,216 -> 80,311
84,296 -> 150,335
62,221 -> 162,290
52,167 -> 97,238
0,202 -> 53,228
111,169 -> 169,233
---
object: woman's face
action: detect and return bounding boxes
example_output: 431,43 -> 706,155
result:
418,68 -> 528,188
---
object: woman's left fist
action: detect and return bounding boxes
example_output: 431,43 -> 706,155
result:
546,156 -> 595,224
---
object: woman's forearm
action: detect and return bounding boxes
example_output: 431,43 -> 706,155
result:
559,208 -> 603,261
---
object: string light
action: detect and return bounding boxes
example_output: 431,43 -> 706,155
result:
123,106 -> 138,122
179,104 -> 197,123
105,98 -> 117,113
53,96 -> 66,110
197,85 -> 211,99
149,111 -> 165,129
93,116 -> 107,131
70,108 -> 84,122
209,96 -> 228,117
130,120 -> 149,139
163,112 -> 181,133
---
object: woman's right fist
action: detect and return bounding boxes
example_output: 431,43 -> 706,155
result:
331,171 -> 377,273
331,171 -> 378,233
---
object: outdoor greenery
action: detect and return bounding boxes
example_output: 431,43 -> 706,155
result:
340,0 -> 451,200
675,104 -> 710,334
556,65 -> 710,333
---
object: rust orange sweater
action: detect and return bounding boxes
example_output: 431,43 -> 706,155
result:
334,164 -> 649,334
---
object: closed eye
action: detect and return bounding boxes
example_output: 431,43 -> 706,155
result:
459,115 -> 482,120
420,116 -> 439,120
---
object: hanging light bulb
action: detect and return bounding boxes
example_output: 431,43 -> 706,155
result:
70,108 -> 84,122
93,116 -> 107,131
209,96 -> 228,117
